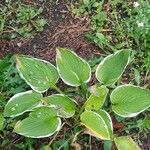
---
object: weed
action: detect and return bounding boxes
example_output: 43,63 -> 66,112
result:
0,0 -> 47,39
72,0 -> 150,80
0,56 -> 29,112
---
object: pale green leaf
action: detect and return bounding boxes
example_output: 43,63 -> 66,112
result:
0,112 -> 4,130
85,85 -> 108,110
16,55 -> 59,93
14,106 -> 61,138
4,91 -> 42,117
114,136 -> 141,150
40,145 -> 52,150
111,85 -> 150,117
96,50 -> 130,86
80,110 -> 112,140
97,110 -> 113,140
56,48 -> 91,86
44,94 -> 76,118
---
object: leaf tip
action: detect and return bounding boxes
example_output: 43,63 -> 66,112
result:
15,55 -> 22,69
56,48 -> 62,60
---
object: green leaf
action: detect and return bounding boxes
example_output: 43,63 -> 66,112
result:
56,48 -> 91,86
15,25 -> 32,37
0,112 -> 4,130
33,19 -> 47,32
16,55 -> 59,93
85,85 -> 108,110
44,94 -> 76,118
4,91 -> 42,117
97,110 -> 113,140
40,145 -> 52,150
96,50 -> 130,86
14,106 -> 61,138
140,118 -> 150,130
111,85 -> 150,117
80,110 -> 113,140
114,136 -> 141,150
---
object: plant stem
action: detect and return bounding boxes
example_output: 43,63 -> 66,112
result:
75,101 -> 87,121
80,83 -> 89,99
75,84 -> 89,120
52,85 -> 64,95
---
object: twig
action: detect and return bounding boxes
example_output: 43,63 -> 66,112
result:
48,122 -> 65,146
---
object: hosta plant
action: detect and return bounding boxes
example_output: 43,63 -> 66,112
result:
2,48 -> 150,149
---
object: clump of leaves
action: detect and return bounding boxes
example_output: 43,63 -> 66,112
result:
0,56 -> 29,109
1,48 -> 150,149
0,0 -> 47,39
72,0 -> 106,30
71,0 -> 102,15
85,33 -> 116,54
125,1 -> 150,71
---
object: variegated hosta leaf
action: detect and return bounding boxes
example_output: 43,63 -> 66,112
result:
96,50 -> 130,86
14,106 -> 61,138
80,110 -> 113,140
16,55 -> 59,93
85,85 -> 108,111
0,112 -> 4,130
97,109 -> 113,140
111,85 -> 150,117
56,48 -> 91,86
44,94 -> 76,118
4,91 -> 42,117
114,136 -> 141,150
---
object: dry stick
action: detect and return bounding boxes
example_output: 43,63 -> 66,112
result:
48,122 -> 65,146
89,135 -> 92,150
2,29 -> 14,33
144,70 -> 149,85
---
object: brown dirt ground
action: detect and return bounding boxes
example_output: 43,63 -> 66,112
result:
0,0 -> 101,63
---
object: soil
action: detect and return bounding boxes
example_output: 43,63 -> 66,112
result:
0,0 -> 149,150
0,0 -> 101,63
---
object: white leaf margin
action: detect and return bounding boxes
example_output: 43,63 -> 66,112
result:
14,106 -> 62,138
46,94 -> 76,118
16,55 -> 59,93
95,50 -> 130,85
56,48 -> 91,87
98,109 -> 113,139
4,90 -> 43,118
114,136 -> 141,150
110,84 -> 150,117
81,110 -> 111,140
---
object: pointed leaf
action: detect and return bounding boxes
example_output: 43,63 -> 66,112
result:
56,48 -> 91,86
111,85 -> 150,117
96,50 -> 130,86
85,85 -> 108,111
16,55 -> 59,93
14,106 -> 61,138
114,136 -> 141,150
4,91 -> 42,117
0,112 -> 4,130
97,110 -> 113,140
80,110 -> 112,140
44,94 -> 76,118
